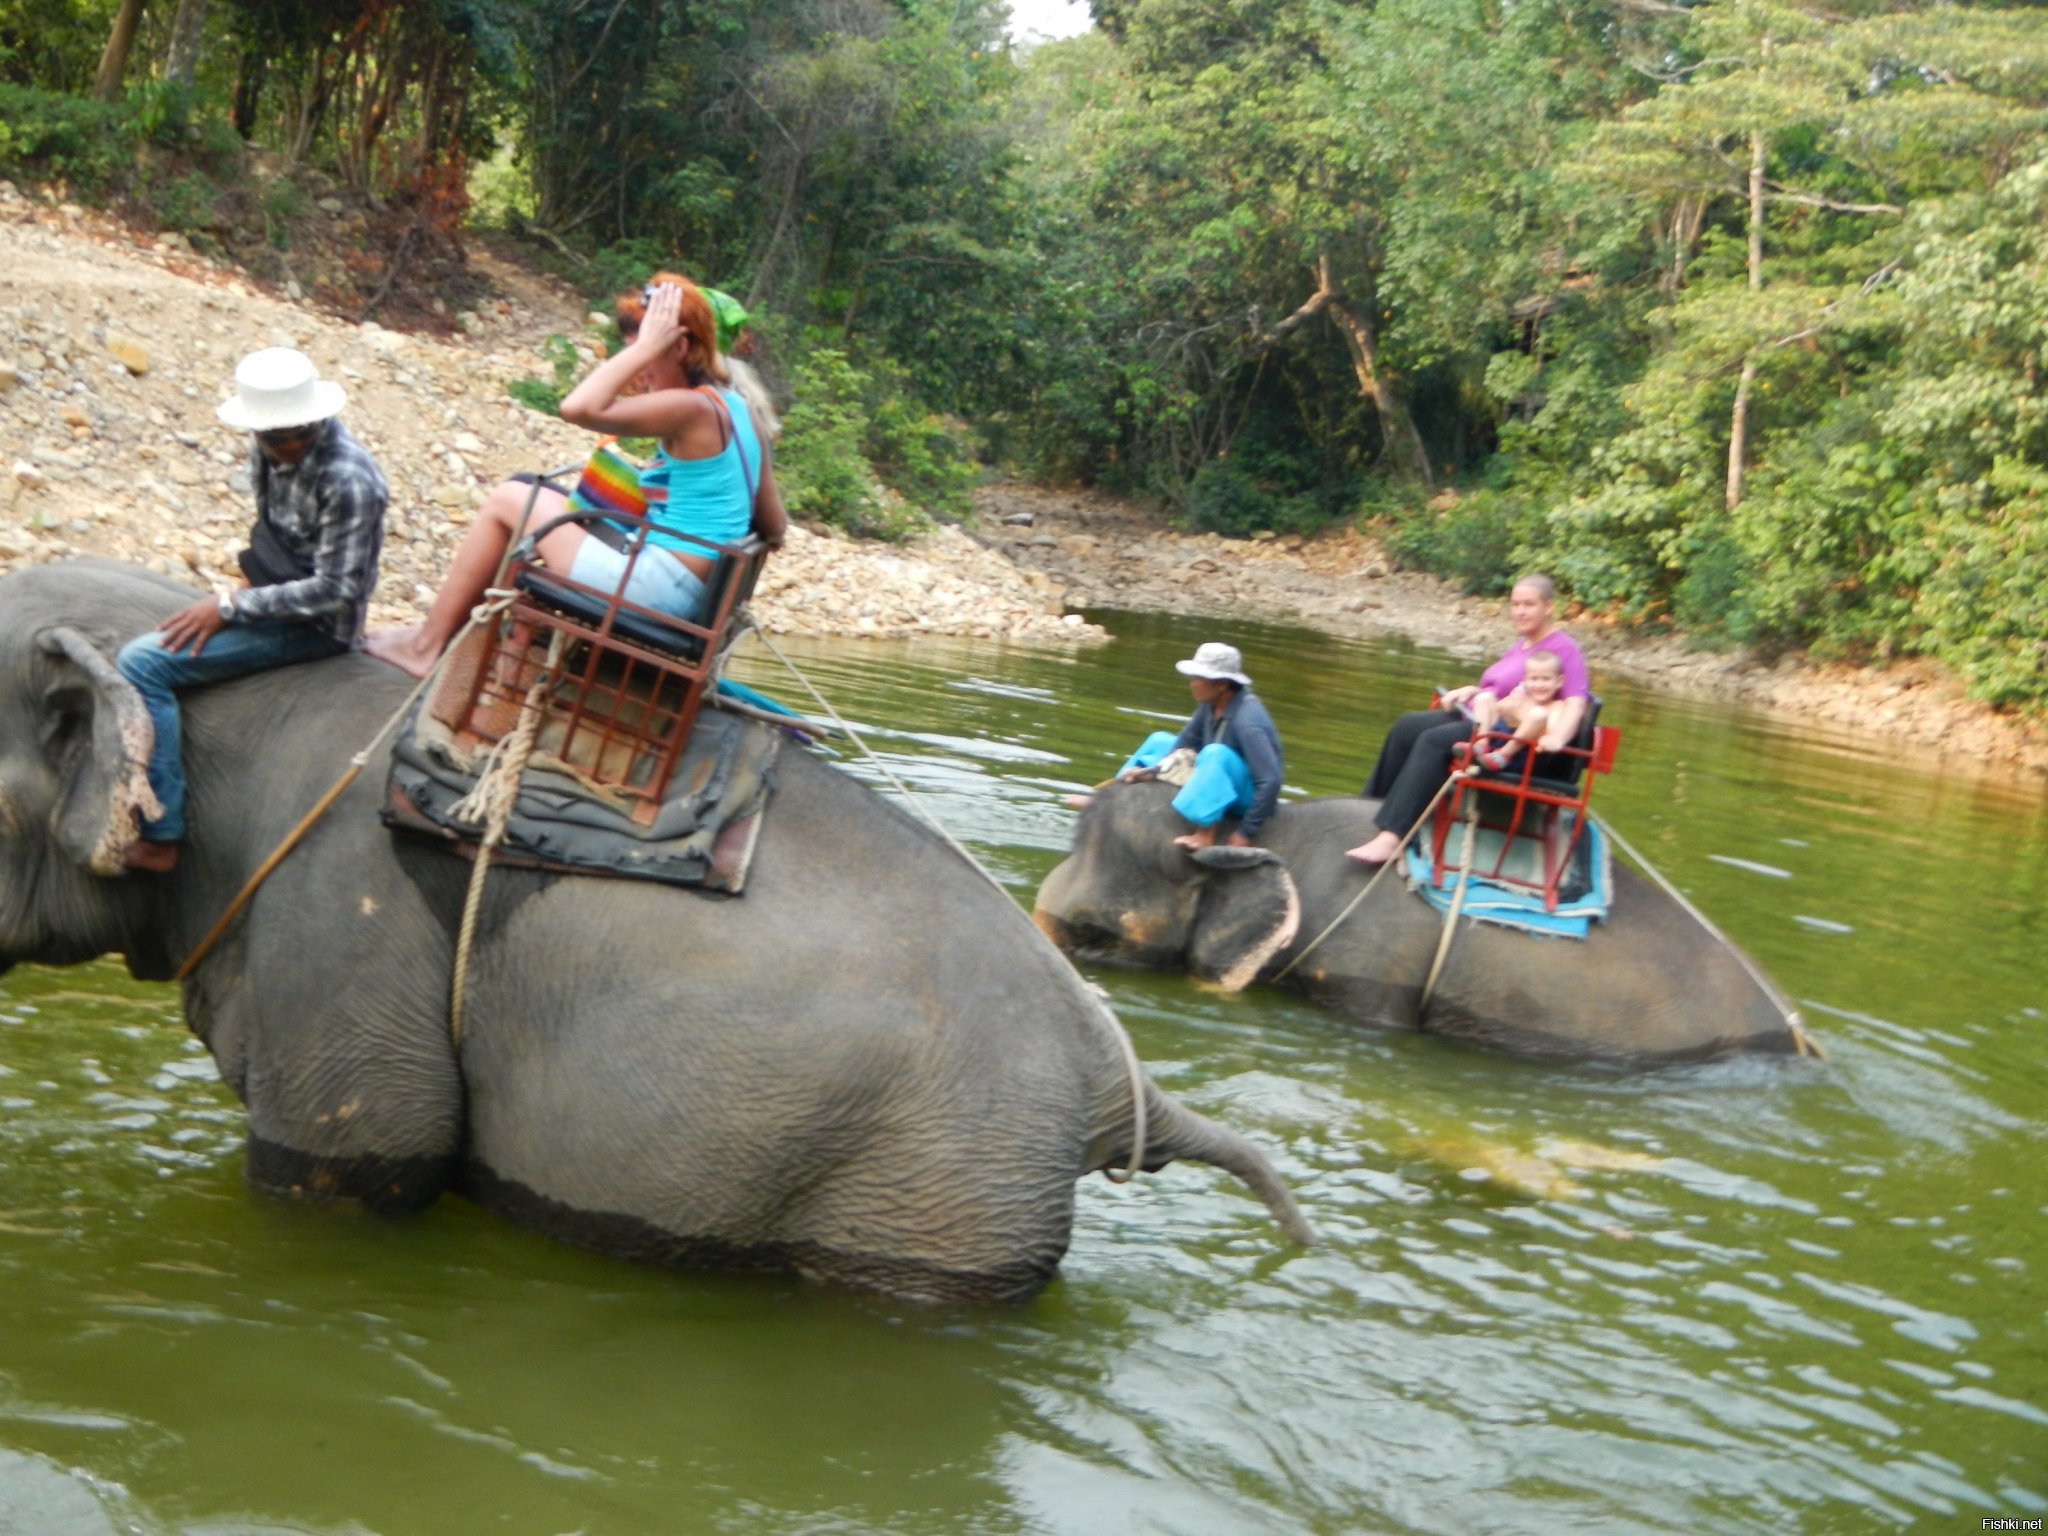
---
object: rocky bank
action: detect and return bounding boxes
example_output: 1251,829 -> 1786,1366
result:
0,185 -> 1097,649
1,183 -> 2041,778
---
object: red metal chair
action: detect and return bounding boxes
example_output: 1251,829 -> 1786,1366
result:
422,467 -> 770,827
1428,697 -> 1619,912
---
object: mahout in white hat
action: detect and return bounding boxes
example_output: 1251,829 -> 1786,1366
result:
1173,641 -> 1251,688
216,347 -> 347,432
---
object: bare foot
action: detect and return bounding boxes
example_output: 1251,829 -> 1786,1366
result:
123,840 -> 179,873
1344,831 -> 1401,865
363,625 -> 443,680
1173,827 -> 1217,852
1063,793 -> 1095,810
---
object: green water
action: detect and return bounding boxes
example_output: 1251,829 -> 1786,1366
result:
2,610 -> 2043,1534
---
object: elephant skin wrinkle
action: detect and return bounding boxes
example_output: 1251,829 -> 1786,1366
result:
0,558 -> 1311,1302
459,1163 -> 1066,1305
1036,783 -> 1808,1065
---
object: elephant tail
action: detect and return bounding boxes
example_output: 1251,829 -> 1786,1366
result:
1134,1084 -> 1319,1248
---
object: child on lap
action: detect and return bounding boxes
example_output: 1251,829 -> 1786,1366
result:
1456,649 -> 1564,774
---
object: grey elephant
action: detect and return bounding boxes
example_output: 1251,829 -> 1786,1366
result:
0,561 -> 1313,1302
1034,784 -> 1814,1062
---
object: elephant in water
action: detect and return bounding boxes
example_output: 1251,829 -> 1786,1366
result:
1034,783 -> 1813,1063
0,561 -> 1313,1302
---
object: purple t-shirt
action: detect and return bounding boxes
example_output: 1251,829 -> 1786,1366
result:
1479,631 -> 1590,700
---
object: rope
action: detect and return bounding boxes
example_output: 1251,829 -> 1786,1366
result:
1271,773 -> 1457,984
1591,811 -> 1825,1060
447,628 -> 564,1050
1420,803 -> 1479,1012
742,621 -> 1150,1181
173,592 -> 520,983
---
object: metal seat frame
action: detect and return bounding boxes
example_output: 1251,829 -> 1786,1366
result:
440,465 -> 769,825
1428,697 -> 1620,913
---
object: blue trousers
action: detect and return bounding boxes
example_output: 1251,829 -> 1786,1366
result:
117,622 -> 348,840
1120,731 -> 1255,829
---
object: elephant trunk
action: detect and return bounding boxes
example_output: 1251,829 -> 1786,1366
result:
1129,1082 -> 1319,1248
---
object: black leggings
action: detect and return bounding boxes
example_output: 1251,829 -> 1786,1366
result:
1361,709 -> 1470,835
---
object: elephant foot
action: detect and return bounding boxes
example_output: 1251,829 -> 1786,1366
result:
122,838 -> 179,873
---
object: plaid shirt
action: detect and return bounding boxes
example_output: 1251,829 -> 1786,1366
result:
230,419 -> 388,645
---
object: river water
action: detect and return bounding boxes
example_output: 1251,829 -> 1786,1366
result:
1,610 -> 2042,1534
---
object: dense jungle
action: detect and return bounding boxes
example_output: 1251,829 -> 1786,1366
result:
3,0 -> 2047,718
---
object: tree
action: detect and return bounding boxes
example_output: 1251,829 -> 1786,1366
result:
91,0 -> 145,100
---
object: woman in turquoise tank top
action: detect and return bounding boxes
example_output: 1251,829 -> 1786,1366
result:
367,274 -> 787,679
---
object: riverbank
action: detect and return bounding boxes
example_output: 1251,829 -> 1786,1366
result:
974,480 -> 2048,779
0,187 -> 1098,648
1,187 -> 2040,776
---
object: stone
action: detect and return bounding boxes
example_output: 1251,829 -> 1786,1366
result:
317,196 -> 347,214
0,362 -> 14,392
60,403 -> 90,429
104,333 -> 148,375
452,432 -> 485,455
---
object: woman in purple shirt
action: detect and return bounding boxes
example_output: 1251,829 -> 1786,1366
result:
1346,573 -> 1590,865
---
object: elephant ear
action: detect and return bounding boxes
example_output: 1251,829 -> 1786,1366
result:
34,627 -> 161,875
1187,847 -> 1302,994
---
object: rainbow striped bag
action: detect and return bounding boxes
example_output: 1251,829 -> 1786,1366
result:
565,439 -> 648,524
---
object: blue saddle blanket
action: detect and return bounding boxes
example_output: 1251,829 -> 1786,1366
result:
1404,815 -> 1613,939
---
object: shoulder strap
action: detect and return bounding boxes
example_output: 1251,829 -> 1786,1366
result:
694,384 -> 758,506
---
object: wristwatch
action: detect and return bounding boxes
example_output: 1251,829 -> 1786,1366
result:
216,592 -> 237,623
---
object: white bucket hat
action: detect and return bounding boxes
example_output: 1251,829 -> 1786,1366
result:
1174,641 -> 1251,688
216,347 -> 347,432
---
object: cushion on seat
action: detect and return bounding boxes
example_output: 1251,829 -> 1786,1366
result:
514,567 -> 711,662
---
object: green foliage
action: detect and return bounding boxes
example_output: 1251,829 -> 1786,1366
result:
507,334 -> 580,416
776,344 -> 964,541
0,84 -> 134,189
1385,490 -> 1531,598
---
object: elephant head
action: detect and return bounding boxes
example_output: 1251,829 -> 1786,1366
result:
0,563 -> 175,971
1034,783 -> 1300,992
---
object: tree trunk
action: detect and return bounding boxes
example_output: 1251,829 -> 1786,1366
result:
232,45 -> 265,139
164,0 -> 207,88
92,0 -> 148,102
1727,130 -> 1766,510
1327,285 -> 1432,487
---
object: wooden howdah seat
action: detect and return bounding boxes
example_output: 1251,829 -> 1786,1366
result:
1428,694 -> 1620,913
424,467 -> 770,827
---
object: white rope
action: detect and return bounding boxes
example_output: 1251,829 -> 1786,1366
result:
448,627 -> 564,1050
1420,803 -> 1479,1013
742,621 -> 1149,1181
174,592 -> 521,982
1591,811 -> 1823,1059
1272,773 -> 1457,984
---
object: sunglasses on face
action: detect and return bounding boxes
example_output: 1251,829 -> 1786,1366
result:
257,424 -> 318,447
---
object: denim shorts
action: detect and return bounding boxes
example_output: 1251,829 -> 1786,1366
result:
567,535 -> 708,622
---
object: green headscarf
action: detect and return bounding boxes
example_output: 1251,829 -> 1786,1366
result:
704,288 -> 749,353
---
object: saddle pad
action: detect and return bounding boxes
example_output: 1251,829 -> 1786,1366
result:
1403,815 -> 1612,940
383,699 -> 779,894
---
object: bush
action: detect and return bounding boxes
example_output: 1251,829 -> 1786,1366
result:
1184,452 -> 1345,540
777,346 -> 933,541
0,84 -> 133,190
1669,527 -> 1758,649
507,334 -> 581,415
1385,487 -> 1530,595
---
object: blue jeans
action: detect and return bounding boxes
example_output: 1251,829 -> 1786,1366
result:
1120,730 -> 1255,829
117,622 -> 349,841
